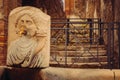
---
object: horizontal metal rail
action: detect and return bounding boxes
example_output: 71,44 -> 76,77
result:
50,18 -> 120,69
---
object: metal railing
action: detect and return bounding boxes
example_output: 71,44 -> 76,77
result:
50,18 -> 120,69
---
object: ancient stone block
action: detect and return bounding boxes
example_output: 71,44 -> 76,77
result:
7,6 -> 50,68
1,67 -> 120,80
113,70 -> 120,80
40,67 -> 115,80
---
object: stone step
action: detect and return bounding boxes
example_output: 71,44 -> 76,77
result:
50,43 -> 107,68
51,40 -> 105,46
51,45 -> 105,51
52,39 -> 99,44
51,44 -> 105,47
50,56 -> 107,63
50,62 -> 108,68
50,50 -> 106,57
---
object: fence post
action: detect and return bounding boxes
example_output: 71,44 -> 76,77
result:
64,18 -> 70,67
111,23 -> 115,69
88,19 -> 93,44
98,19 -> 104,45
66,18 -> 70,45
118,22 -> 120,69
107,23 -> 112,69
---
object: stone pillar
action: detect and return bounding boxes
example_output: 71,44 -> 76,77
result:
74,0 -> 86,18
86,0 -> 95,18
65,0 -> 75,18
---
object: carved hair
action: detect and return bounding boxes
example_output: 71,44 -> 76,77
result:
15,13 -> 37,28
10,6 -> 50,33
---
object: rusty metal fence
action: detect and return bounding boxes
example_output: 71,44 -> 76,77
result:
50,18 -> 120,69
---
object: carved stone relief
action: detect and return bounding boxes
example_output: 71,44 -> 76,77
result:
7,6 -> 50,68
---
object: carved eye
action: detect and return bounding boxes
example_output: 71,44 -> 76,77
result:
26,20 -> 33,25
21,20 -> 24,24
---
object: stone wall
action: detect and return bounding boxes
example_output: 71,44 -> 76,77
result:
0,20 -> 6,66
0,0 -> 6,66
74,0 -> 86,18
0,0 -> 4,19
74,0 -> 100,18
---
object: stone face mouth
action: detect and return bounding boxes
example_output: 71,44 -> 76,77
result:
21,30 -> 27,36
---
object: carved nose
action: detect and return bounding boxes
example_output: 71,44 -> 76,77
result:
19,25 -> 27,36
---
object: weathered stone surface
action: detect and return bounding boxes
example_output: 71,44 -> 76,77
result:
113,70 -> 120,80
74,0 -> 86,18
7,6 -> 50,68
40,67 -> 114,80
0,67 -> 120,80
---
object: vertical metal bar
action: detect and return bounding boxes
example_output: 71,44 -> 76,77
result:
111,23 -> 114,69
64,18 -> 70,67
118,23 -> 120,69
98,19 -> 104,45
99,19 -> 102,36
108,23 -> 114,69
67,19 -> 70,45
88,19 -> 93,44
107,23 -> 112,69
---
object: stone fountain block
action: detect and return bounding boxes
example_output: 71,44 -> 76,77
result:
40,67 -> 115,80
0,67 -> 118,80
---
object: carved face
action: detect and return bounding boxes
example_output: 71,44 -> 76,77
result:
16,14 -> 37,37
